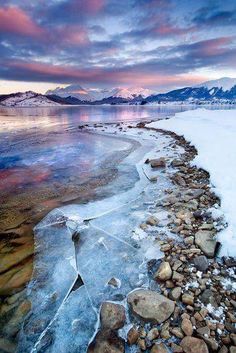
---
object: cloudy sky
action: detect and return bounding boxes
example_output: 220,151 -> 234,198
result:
0,0 -> 236,93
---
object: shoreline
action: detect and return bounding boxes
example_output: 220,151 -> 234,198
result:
0,119 -> 235,353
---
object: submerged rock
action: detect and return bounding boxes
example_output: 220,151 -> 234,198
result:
127,289 -> 175,324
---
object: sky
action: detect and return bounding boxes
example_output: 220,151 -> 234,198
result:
0,0 -> 236,94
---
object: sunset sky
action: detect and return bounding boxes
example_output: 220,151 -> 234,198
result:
0,0 -> 236,94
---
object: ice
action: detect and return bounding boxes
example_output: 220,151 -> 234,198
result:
149,109 -> 236,257
18,128 -> 179,352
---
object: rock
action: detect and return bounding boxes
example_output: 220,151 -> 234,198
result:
193,256 -> 209,272
127,289 -> 175,324
195,230 -> 216,258
202,337 -> 218,351
181,318 -> 193,336
180,336 -> 209,353
151,342 -> 168,353
154,262 -> 172,281
137,338 -> 146,350
146,216 -> 159,226
127,326 -> 139,345
200,289 -> 218,308
218,346 -> 228,353
172,271 -> 184,282
171,159 -> 184,167
87,329 -> 125,353
230,348 -> 236,353
171,342 -> 183,352
100,302 -> 126,330
170,287 -> 182,301
172,327 -> 184,339
107,277 -> 120,288
150,158 -> 166,168
197,326 -> 210,336
182,294 -> 194,306
147,328 -> 159,341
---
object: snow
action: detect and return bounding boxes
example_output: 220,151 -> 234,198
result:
1,91 -> 61,107
148,108 -> 236,257
196,77 -> 236,91
47,85 -> 155,101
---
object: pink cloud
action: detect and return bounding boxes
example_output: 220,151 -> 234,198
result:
196,37 -> 234,56
0,6 -> 45,37
55,25 -> 90,46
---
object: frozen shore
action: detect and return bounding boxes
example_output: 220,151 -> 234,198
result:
15,119 -> 236,353
148,109 -> 236,257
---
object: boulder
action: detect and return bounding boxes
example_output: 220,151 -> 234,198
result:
87,329 -> 125,353
180,336 -> 209,353
127,290 -> 175,324
100,302 -> 126,330
195,231 -> 216,258
154,262 -> 172,281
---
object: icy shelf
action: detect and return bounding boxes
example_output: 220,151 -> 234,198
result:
17,125 -> 183,353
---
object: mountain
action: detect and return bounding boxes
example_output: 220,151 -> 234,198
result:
46,84 -> 155,102
145,77 -> 236,104
0,91 -> 63,107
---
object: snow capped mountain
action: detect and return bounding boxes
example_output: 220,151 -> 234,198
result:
46,84 -> 155,101
196,77 -> 236,91
111,87 -> 154,99
0,91 -> 62,107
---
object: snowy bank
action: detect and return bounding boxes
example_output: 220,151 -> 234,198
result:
148,108 -> 236,257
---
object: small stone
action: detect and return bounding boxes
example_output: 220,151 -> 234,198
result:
182,294 -> 194,306
146,216 -> 159,226
172,327 -> 184,338
154,262 -> 172,281
195,230 -> 216,258
170,287 -> 182,301
197,326 -> 210,337
173,271 -> 184,282
202,337 -> 218,351
127,327 -> 139,345
181,318 -> 193,336
150,158 -> 166,168
230,348 -> 236,353
180,336 -> 209,353
147,328 -> 159,341
137,338 -> 146,351
151,342 -> 168,353
107,277 -> 120,288
100,302 -> 126,330
218,346 -> 228,353
193,256 -> 209,272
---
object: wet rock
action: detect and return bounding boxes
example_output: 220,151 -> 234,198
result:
127,326 -> 139,345
151,342 -> 168,353
195,230 -> 216,258
180,336 -> 209,353
100,302 -> 126,330
154,262 -> 172,281
87,329 -> 125,353
127,289 -> 175,324
193,256 -> 209,272
181,318 -> 193,336
107,277 -> 120,288
150,158 -> 166,168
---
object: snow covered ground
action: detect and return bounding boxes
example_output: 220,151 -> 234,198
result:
148,108 -> 236,257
